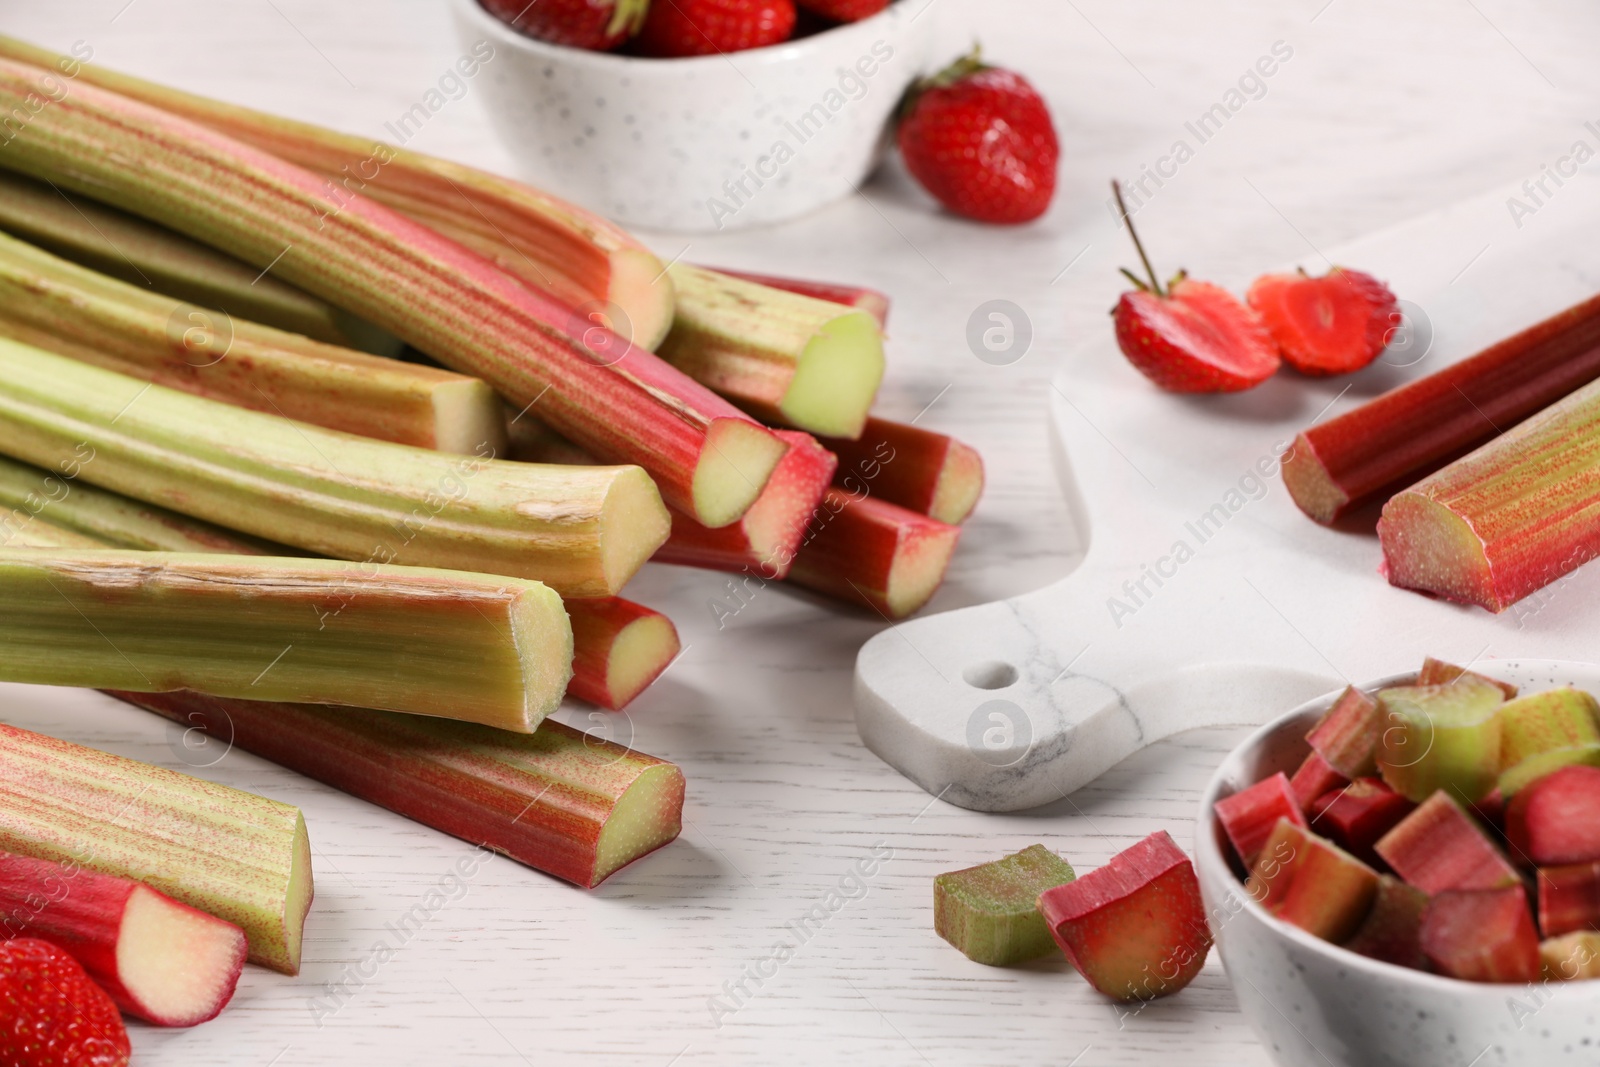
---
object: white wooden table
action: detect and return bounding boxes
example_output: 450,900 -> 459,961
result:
0,1 -> 1595,1063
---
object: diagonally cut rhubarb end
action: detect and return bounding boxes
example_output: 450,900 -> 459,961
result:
603,612 -> 681,710
1281,432 -> 1348,524
600,465 -> 673,593
1379,490 -> 1498,610
609,248 -> 677,353
691,419 -> 789,529
510,583 -> 577,732
778,310 -> 885,440
886,518 -> 962,620
118,885 -> 248,1027
930,439 -> 986,526
591,762 -> 686,887
432,378 -> 508,457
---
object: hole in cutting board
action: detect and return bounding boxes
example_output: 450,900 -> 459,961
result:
963,661 -> 1019,690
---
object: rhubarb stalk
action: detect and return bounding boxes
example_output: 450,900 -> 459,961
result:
788,490 -> 961,619
0,58 -> 786,528
818,416 -> 985,525
117,690 -> 685,889
707,266 -> 890,329
568,598 -> 682,711
0,722 -> 311,973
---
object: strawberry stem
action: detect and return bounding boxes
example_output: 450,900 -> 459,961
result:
1112,180 -> 1164,298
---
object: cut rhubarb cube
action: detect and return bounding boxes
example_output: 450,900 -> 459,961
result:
1376,678 -> 1506,804
1289,753 -> 1349,812
1499,744 -> 1600,800
1340,874 -> 1430,971
1495,687 -> 1599,767
1306,685 -> 1382,778
1308,777 -> 1415,866
1506,765 -> 1600,866
1036,831 -> 1211,1001
1416,657 -> 1519,699
933,845 -> 1077,966
1540,931 -> 1600,980
1214,772 -> 1307,868
1536,861 -> 1600,938
1421,887 -> 1540,983
1245,819 -> 1379,943
1375,792 -> 1520,893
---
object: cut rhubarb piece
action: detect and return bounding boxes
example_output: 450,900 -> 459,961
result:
1505,765 -> 1600,866
0,168 -> 397,355
1037,831 -> 1211,1001
117,691 -> 685,889
0,337 -> 668,596
1536,861 -> 1600,938
567,599 -> 682,711
1539,931 -> 1600,979
1375,678 -> 1506,804
0,722 -> 311,973
0,59 -> 783,528
1378,375 -> 1600,611
933,844 -> 1077,965
1416,657 -> 1519,699
0,232 -> 504,454
0,549 -> 572,731
1245,819 -> 1379,943
1421,887 -> 1540,983
660,264 -> 886,439
818,417 -> 986,525
1282,290 -> 1600,524
786,490 -> 961,619
1495,687 -> 1600,768
1340,875 -> 1430,970
1305,685 -> 1383,779
0,38 -> 678,352
1289,752 -> 1350,812
1308,778 -> 1415,867
0,851 -> 246,1026
1499,745 -> 1600,799
1246,267 -> 1399,377
1375,791 -> 1520,894
706,266 -> 890,329
1214,772 -> 1307,869
0,938 -> 129,1067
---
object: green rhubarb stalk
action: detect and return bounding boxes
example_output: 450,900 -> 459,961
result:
0,547 -> 572,731
0,56 -> 788,530
0,168 -> 399,355
0,337 -> 668,596
660,264 -> 886,440
0,721 -> 311,973
0,230 -> 504,454
116,690 -> 685,889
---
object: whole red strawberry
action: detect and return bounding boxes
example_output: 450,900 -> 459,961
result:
794,0 -> 887,20
479,0 -> 649,51
1111,183 -> 1279,392
897,50 -> 1059,224
635,0 -> 798,57
1247,267 -> 1400,376
0,939 -> 129,1067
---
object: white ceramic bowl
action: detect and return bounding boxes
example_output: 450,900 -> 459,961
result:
452,0 -> 940,232
1195,659 -> 1600,1067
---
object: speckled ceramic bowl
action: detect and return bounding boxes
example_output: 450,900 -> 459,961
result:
452,0 -> 939,232
1195,660 -> 1600,1067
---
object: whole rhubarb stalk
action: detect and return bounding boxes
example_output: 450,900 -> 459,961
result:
788,490 -> 962,619
1378,375 -> 1600,612
117,691 -> 686,889
0,336 -> 668,597
0,231 -> 505,454
0,547 -> 573,731
1284,290 -> 1600,523
0,57 -> 787,529
0,722 -> 311,973
819,416 -> 985,525
0,851 -> 246,1027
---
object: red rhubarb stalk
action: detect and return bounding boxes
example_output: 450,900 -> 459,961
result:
706,266 -> 891,329
567,598 -> 682,711
818,416 -> 985,525
787,490 -> 961,619
1284,291 -> 1600,523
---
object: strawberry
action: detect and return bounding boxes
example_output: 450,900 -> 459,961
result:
479,0 -> 649,51
1247,267 -> 1400,376
1110,185 -> 1278,392
0,939 -> 128,1067
634,0 -> 797,57
794,0 -> 887,20
896,50 -> 1059,225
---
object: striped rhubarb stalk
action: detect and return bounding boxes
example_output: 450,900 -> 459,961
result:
1284,290 -> 1600,523
1378,375 -> 1600,612
819,416 -> 985,525
116,691 -> 685,889
568,597 -> 682,711
707,266 -> 890,329
0,336 -> 668,596
789,490 -> 961,619
0,722 -> 311,973
0,231 -> 504,454
0,547 -> 572,731
0,57 -> 786,528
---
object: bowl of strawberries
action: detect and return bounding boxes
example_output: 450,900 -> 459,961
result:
1196,657 -> 1600,1067
453,0 -> 939,231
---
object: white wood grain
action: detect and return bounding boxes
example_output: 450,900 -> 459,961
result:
0,0 -> 1595,1063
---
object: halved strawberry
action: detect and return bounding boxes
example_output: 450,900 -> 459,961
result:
1247,267 -> 1399,376
1111,183 -> 1279,393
